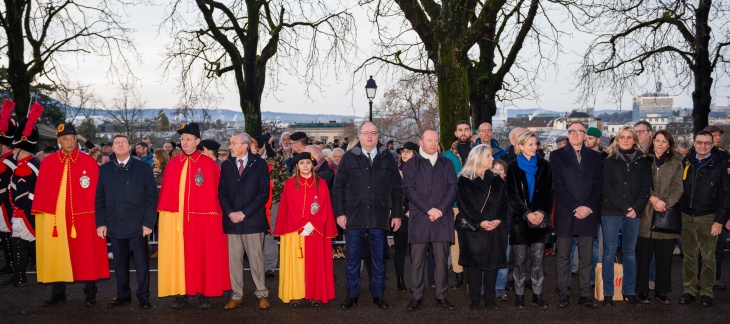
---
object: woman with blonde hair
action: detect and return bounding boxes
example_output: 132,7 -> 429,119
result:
506,131 -> 553,309
600,126 -> 651,306
457,144 -> 509,310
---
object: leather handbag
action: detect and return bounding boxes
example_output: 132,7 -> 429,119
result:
651,204 -> 682,234
454,185 -> 491,232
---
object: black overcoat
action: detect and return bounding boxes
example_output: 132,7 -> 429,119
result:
457,171 -> 508,271
506,157 -> 554,245
550,144 -> 603,238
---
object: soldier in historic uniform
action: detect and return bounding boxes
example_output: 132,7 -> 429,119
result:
0,99 -> 18,275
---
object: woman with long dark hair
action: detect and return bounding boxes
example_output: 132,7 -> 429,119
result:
636,130 -> 683,304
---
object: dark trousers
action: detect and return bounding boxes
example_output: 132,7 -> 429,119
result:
467,267 -> 497,302
410,242 -> 449,300
716,228 -> 727,280
636,236 -> 674,295
52,281 -> 97,302
0,231 -> 13,270
557,236 -> 593,297
513,243 -> 545,295
110,236 -> 150,300
393,216 -> 409,278
10,238 -> 34,284
345,228 -> 386,298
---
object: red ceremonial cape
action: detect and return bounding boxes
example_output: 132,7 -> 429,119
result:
275,176 -> 337,302
31,149 -> 109,281
158,150 -> 230,296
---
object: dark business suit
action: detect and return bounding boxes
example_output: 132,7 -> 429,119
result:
550,144 -> 602,298
96,157 -> 158,301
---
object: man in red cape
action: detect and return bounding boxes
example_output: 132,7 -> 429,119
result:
32,122 -> 109,307
157,122 -> 230,308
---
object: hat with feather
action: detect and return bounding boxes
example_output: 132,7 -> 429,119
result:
12,102 -> 44,153
0,99 -> 18,146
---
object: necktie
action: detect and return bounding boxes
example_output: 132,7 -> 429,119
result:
576,150 -> 582,163
238,159 -> 244,175
119,163 -> 124,168
367,152 -> 372,166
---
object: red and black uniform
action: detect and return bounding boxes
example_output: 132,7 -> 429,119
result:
0,151 -> 17,273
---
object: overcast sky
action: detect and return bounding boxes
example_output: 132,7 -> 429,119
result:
20,2 -> 730,117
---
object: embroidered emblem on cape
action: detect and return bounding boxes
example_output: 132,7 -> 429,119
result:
310,195 -> 320,215
195,168 -> 204,186
80,170 -> 91,188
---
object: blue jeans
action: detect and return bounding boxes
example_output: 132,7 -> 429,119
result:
592,223 -> 602,284
345,228 -> 386,298
601,216 -> 641,296
496,244 -> 511,289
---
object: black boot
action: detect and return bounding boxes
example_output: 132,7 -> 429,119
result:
515,295 -> 525,309
83,281 -> 97,306
396,276 -> 407,292
450,272 -> 464,290
1,238 -> 28,287
0,232 -> 14,274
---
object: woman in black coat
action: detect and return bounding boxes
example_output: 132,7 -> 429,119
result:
506,131 -> 553,309
600,126 -> 651,306
457,144 -> 509,311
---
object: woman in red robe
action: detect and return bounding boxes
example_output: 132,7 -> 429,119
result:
275,152 -> 337,306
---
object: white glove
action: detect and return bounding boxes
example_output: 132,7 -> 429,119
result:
300,222 -> 315,237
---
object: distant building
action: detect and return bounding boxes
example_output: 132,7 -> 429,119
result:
552,110 -> 603,130
632,82 -> 674,121
506,115 -> 554,132
287,121 -> 353,144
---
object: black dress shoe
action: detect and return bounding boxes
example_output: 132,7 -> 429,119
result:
532,294 -> 548,309
450,273 -> 464,290
406,299 -> 422,311
139,299 -> 151,309
469,300 -> 480,311
558,294 -> 569,308
171,295 -> 189,309
515,295 -> 525,309
198,295 -> 212,309
637,292 -> 651,303
700,295 -> 713,307
84,299 -> 96,307
42,294 -> 67,307
603,297 -> 613,307
654,292 -> 671,305
107,297 -> 132,307
265,270 -> 275,278
623,295 -> 639,306
436,298 -> 455,310
678,293 -> 695,305
341,296 -> 358,310
396,276 -> 407,292
712,282 -> 727,291
0,276 -> 26,287
485,299 -> 500,311
578,297 -> 598,309
373,297 -> 389,309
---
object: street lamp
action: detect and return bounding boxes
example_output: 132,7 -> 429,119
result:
365,76 -> 377,121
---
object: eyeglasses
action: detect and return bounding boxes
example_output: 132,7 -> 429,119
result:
360,131 -> 378,137
567,130 -> 586,135
635,129 -> 649,135
230,142 -> 246,146
694,140 -> 713,147
478,129 -> 493,133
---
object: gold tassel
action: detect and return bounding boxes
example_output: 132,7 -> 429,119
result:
70,225 -> 77,238
297,236 -> 303,259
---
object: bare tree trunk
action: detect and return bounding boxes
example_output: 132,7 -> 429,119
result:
436,43 -> 470,147
4,0 -> 31,118
692,0 -> 712,134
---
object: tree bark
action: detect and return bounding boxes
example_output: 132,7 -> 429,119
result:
691,0 -> 712,134
4,0 -> 31,118
436,43 -> 470,147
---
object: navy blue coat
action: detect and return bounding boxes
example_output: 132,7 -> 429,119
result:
403,153 -> 457,244
95,157 -> 158,239
550,145 -> 603,238
219,153 -> 271,235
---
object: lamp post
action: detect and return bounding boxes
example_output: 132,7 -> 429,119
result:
365,76 -> 377,121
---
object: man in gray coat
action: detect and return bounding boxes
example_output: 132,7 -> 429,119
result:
402,129 -> 458,311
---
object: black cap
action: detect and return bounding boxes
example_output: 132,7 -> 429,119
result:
0,99 -> 17,146
56,123 -> 77,137
703,125 -> 724,135
290,132 -> 308,142
12,102 -> 44,153
105,141 -> 112,146
177,122 -> 201,138
200,139 -> 221,151
291,152 -> 315,166
402,141 -> 419,152
252,136 -> 265,149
